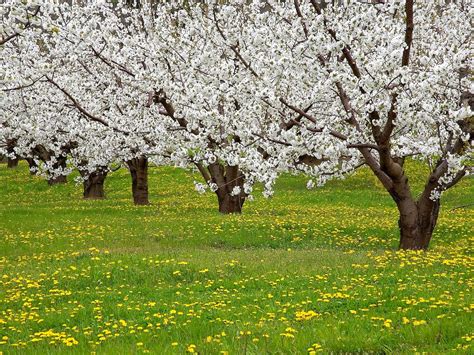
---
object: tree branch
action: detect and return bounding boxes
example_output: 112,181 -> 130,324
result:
0,6 -> 40,46
212,8 -> 259,78
279,98 -> 347,140
309,0 -> 362,80
443,168 -> 468,190
46,77 -> 110,127
2,76 -> 45,92
293,0 -> 309,38
402,0 -> 414,67
91,46 -> 135,77
347,143 -> 380,150
195,162 -> 211,182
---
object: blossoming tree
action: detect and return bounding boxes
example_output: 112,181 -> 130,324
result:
2,1 -> 275,211
2,0 -> 471,230
1,0 -> 41,168
2,2 -> 141,197
241,0 -> 472,249
135,3 -> 278,213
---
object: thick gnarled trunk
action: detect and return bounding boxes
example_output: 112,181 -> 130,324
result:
127,156 -> 149,205
198,162 -> 246,214
83,170 -> 107,199
217,190 -> 245,214
396,191 -> 441,250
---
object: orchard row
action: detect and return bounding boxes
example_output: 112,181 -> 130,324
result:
1,0 -> 472,249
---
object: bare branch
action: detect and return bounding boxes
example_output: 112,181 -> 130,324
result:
293,0 -> 309,38
195,162 -> 211,182
279,98 -> 347,140
347,143 -> 380,150
91,46 -> 135,77
402,0 -> 414,67
254,132 -> 292,146
2,76 -> 45,92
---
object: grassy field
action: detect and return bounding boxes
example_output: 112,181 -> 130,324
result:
0,162 -> 473,354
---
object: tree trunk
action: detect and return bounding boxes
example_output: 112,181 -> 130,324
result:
398,198 -> 440,250
48,175 -> 67,185
7,157 -> 19,168
208,164 -> 246,214
25,158 -> 37,175
83,171 -> 107,199
127,156 -> 149,205
217,192 -> 245,214
6,139 -> 18,168
47,156 -> 68,185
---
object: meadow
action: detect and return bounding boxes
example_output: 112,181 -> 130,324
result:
0,162 -> 473,354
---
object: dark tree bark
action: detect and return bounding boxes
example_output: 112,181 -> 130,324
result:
48,174 -> 67,185
7,157 -> 19,168
30,145 -> 72,185
47,156 -> 68,185
6,139 -> 18,168
31,144 -> 51,163
126,156 -> 149,205
197,162 -> 246,214
395,190 -> 441,250
82,170 -> 107,199
217,192 -> 244,214
398,203 -> 440,250
25,158 -> 37,175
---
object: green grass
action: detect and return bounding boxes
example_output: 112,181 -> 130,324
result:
0,162 -> 473,354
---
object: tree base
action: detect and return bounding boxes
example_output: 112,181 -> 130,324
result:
83,184 -> 105,199
7,158 -> 19,168
397,199 -> 440,250
133,198 -> 150,206
127,157 -> 150,206
48,175 -> 67,185
218,195 -> 244,214
83,171 -> 107,199
399,236 -> 430,250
